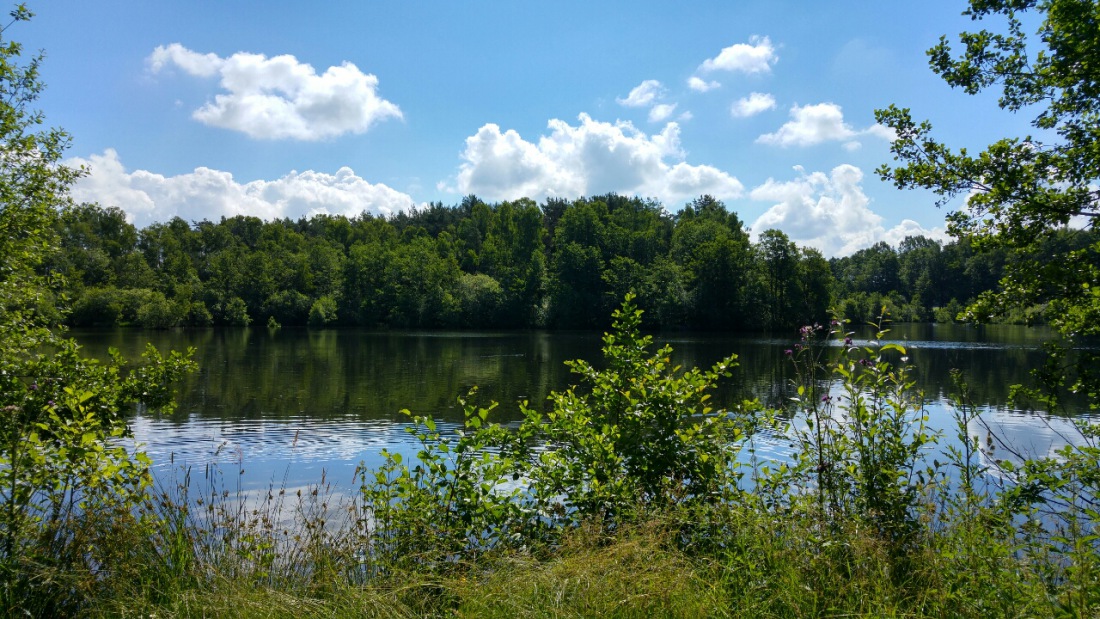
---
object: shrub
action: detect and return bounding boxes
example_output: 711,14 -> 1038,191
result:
933,298 -> 965,323
185,300 -> 213,326
359,294 -> 756,568
135,292 -> 185,329
785,314 -> 935,544
514,293 -> 755,524
264,290 -> 311,325
69,286 -> 123,326
452,272 -> 503,327
213,296 -> 251,326
360,392 -> 532,573
307,295 -> 338,327
0,336 -> 196,614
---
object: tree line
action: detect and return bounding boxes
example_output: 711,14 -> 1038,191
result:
45,194 -> 1096,330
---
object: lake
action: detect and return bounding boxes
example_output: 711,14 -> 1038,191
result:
72,323 -> 1092,495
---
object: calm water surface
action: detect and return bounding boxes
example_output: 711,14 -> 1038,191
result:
72,324 -> 1092,493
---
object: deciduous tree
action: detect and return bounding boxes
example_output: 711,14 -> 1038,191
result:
0,7 -> 193,612
877,0 -> 1099,340
877,0 -> 1100,407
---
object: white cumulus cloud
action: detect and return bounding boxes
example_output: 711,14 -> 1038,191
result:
730,92 -> 776,118
148,44 -> 221,77
687,76 -> 720,92
880,219 -> 950,247
616,79 -> 665,107
698,36 -> 777,75
67,149 -> 415,228
748,164 -> 944,257
648,103 -> 678,123
864,123 -> 899,141
756,102 -> 892,148
452,113 -> 743,205
147,43 -> 402,141
756,103 -> 854,147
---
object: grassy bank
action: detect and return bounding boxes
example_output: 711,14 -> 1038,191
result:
69,489 -> 1086,618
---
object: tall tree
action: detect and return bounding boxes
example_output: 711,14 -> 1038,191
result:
798,247 -> 834,326
877,0 -> 1099,336
549,199 -> 611,327
0,9 -> 193,611
0,6 -> 79,310
756,229 -> 802,330
877,0 -> 1100,407
672,214 -> 751,329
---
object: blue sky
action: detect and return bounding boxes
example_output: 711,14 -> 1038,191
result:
23,1 -> 1036,256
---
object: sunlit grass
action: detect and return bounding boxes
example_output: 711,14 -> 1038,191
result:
75,479 -> 1088,619
453,519 -> 725,618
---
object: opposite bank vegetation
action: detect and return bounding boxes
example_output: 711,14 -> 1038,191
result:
49,195 -> 1087,333
3,0 -> 1100,617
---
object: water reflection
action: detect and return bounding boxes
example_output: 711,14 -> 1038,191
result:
72,324 -> 1094,492
969,411 -> 1085,473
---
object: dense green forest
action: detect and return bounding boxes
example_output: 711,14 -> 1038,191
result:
48,196 -> 1098,330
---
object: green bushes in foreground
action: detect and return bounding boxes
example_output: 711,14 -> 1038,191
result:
0,6 -> 198,613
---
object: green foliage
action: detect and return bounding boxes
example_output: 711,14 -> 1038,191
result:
452,272 -> 503,327
214,295 -> 251,326
360,391 -> 531,572
307,294 -> 339,327
829,233 -> 1032,324
1,228 -> 197,616
49,190 -> 1069,332
68,286 -> 184,328
7,0 -> 1100,613
47,170 -> 1084,331
359,294 -> 753,565
671,213 -> 752,329
516,294 -> 753,522
383,235 -> 461,327
135,291 -> 185,328
0,8 -> 196,614
29,189 -> 874,330
876,0 -> 1100,406
265,289 -> 311,326
548,240 -> 605,327
478,198 -> 546,327
32,298 -> 1100,618
933,298 -> 966,323
874,11 -> 1100,599
784,314 -> 935,544
185,299 -> 213,326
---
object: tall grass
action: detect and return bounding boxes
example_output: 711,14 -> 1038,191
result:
79,477 -> 1092,618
